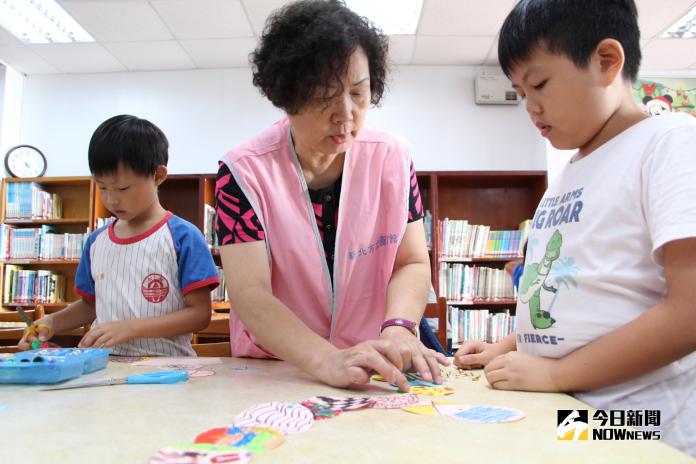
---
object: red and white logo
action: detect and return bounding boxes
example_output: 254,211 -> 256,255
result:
141,273 -> 170,303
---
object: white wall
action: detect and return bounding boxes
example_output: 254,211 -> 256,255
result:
17,66 -> 547,176
0,65 -> 25,161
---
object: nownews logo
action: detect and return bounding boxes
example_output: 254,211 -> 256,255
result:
557,409 -> 661,441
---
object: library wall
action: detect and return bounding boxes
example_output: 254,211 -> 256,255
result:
17,66 -> 547,176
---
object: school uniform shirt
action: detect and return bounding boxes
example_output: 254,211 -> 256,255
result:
75,212 -> 220,356
215,160 -> 425,279
516,112 -> 696,454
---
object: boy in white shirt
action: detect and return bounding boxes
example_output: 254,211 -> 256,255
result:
455,0 -> 696,455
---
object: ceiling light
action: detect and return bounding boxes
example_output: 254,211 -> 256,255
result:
660,5 -> 696,39
0,0 -> 94,44
345,0 -> 424,35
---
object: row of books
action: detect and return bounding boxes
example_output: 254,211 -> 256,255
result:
439,264 -> 516,302
2,265 -> 65,304
4,182 -> 62,219
423,210 -> 433,250
438,219 -> 529,259
0,225 -> 86,260
450,308 -> 516,345
211,266 -> 227,302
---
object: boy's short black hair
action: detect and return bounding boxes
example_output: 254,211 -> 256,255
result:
498,0 -> 641,82
251,0 -> 389,114
88,115 -> 168,176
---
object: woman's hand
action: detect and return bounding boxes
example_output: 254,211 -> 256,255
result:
454,340 -> 511,369
379,326 -> 450,383
79,320 -> 138,348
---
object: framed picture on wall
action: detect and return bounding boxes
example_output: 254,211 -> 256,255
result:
633,77 -> 696,118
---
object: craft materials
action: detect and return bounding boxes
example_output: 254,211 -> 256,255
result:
433,402 -> 526,423
304,395 -> 374,411
300,401 -> 342,420
149,444 -> 251,464
16,307 -> 55,349
41,369 -> 188,391
233,402 -> 314,434
195,426 -> 285,453
371,393 -> 421,409
405,385 -> 455,397
402,404 -> 439,416
0,348 -> 110,384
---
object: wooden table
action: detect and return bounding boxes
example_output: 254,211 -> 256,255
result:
1,357 -> 692,463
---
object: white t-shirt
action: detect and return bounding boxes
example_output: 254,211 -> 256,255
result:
516,112 -> 696,426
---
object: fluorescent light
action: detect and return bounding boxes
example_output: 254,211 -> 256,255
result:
660,5 -> 696,39
345,0 -> 423,35
0,0 -> 94,44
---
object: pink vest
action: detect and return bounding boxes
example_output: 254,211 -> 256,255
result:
221,117 -> 410,358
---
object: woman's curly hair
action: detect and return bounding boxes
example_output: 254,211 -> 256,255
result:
251,0 -> 389,114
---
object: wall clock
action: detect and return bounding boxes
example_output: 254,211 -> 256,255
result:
4,145 -> 47,178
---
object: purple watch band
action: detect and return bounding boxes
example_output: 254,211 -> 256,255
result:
380,318 -> 417,336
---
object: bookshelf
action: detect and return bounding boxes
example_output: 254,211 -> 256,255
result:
417,171 -> 547,349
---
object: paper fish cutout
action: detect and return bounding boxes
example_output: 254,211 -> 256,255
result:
233,402 -> 314,434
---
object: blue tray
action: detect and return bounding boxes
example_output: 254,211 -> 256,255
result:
0,348 -> 111,384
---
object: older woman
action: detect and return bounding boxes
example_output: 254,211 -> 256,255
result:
216,0 -> 448,390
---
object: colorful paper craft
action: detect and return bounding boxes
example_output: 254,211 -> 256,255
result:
371,373 -> 441,388
149,444 -> 251,463
300,401 -> 342,420
402,404 -> 439,416
371,393 -> 420,409
233,402 -> 314,434
195,426 -> 284,454
433,403 -> 526,423
304,395 -> 374,411
133,357 -> 222,367
406,386 -> 455,397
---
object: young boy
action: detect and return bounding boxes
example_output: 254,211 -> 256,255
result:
19,115 -> 220,356
455,0 -> 696,455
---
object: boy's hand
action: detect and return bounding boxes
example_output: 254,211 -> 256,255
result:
17,316 -> 54,351
484,351 -> 559,392
379,326 -> 450,384
79,320 -> 137,349
454,340 -> 510,369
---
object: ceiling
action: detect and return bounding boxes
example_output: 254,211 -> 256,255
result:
0,0 -> 694,75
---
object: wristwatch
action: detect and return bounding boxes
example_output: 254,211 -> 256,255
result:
380,318 -> 417,336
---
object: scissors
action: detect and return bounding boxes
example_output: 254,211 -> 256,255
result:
16,307 -> 54,349
41,370 -> 189,391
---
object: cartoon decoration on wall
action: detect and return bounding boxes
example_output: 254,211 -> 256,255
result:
643,94 -> 673,116
633,78 -> 696,117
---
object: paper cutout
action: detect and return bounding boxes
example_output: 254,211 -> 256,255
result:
440,365 -> 483,381
149,444 -> 251,463
233,402 -> 314,434
433,402 -> 526,423
371,373 -> 441,388
406,386 -> 455,397
300,401 -> 342,420
304,395 -> 374,411
403,404 -> 439,416
371,393 -> 420,409
133,357 -> 222,367
188,370 -> 215,378
195,426 -> 284,453
110,356 -> 148,363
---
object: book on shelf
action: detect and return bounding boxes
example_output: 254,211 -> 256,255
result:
203,204 -> 217,249
1,226 -> 86,260
438,218 -> 530,259
449,307 -> 516,346
439,264 -> 516,302
2,266 -> 65,304
4,182 -> 62,220
423,209 -> 433,250
211,266 -> 227,302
